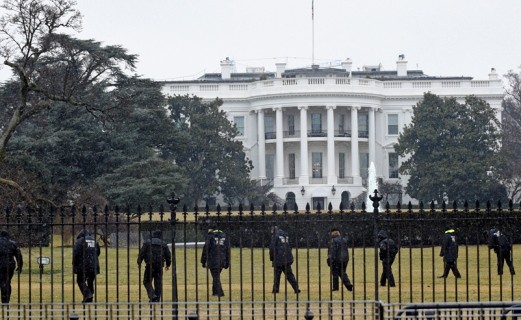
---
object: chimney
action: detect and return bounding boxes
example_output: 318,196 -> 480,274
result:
396,54 -> 407,77
488,68 -> 498,80
275,63 -> 286,78
220,57 -> 235,80
341,58 -> 353,75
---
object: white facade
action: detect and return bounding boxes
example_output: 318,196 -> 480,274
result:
162,57 -> 504,209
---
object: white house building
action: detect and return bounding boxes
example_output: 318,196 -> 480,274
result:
161,56 -> 504,210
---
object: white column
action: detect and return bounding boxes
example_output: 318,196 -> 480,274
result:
299,106 -> 309,185
274,106 -> 284,186
327,105 -> 337,184
368,107 -> 376,166
351,106 -> 362,184
257,109 -> 266,179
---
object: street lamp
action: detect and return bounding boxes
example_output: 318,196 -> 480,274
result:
301,186 -> 306,196
331,185 -> 336,195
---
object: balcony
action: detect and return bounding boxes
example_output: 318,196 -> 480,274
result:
265,132 -> 276,140
308,130 -> 326,137
283,130 -> 300,138
266,129 -> 370,140
282,177 -> 299,185
335,130 -> 351,137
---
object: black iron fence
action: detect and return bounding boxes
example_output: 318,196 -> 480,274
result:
1,195 -> 521,318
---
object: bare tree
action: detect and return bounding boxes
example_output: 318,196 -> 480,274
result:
0,0 -> 137,205
502,67 -> 521,202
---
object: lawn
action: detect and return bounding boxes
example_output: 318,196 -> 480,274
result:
11,242 -> 518,304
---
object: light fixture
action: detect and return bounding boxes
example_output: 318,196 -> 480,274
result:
301,186 -> 305,196
331,185 -> 336,195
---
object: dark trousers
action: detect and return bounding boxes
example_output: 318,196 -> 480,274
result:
210,268 -> 224,297
380,259 -> 395,287
0,265 -> 15,303
143,264 -> 163,301
497,250 -> 516,275
442,260 -> 461,278
330,262 -> 352,290
76,271 -> 96,302
273,264 -> 299,293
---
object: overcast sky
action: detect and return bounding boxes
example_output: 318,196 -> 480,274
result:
6,0 -> 521,82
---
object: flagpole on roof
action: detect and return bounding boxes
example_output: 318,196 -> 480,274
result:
312,0 -> 315,67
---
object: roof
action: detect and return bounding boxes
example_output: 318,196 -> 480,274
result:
161,66 -> 473,83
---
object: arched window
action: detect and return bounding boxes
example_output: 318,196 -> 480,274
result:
341,191 -> 350,210
286,192 -> 296,211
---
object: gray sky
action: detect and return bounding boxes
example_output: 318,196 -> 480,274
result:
6,0 -> 521,81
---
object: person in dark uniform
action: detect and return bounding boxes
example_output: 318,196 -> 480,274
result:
438,226 -> 461,279
137,230 -> 172,302
269,226 -> 300,294
201,225 -> 230,297
327,228 -> 353,291
0,230 -> 23,304
73,229 -> 100,303
378,230 -> 398,287
486,228 -> 515,276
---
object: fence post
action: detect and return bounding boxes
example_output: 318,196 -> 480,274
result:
369,189 -> 383,301
168,192 -> 180,319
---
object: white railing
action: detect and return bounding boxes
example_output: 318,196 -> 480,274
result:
229,84 -> 248,91
163,78 -> 500,96
383,82 -> 402,89
412,81 -> 431,88
442,81 -> 461,88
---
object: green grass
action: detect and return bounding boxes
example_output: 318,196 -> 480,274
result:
11,241 -> 519,304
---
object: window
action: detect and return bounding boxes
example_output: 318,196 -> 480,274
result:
388,114 -> 398,135
312,152 -> 323,178
289,153 -> 296,179
358,113 -> 368,137
266,154 -> 274,180
233,116 -> 245,136
311,113 -> 322,134
286,192 -> 296,210
338,114 -> 345,134
339,152 -> 345,179
389,153 -> 399,178
341,191 -> 350,210
288,114 -> 295,136
360,153 -> 369,179
265,116 -> 274,139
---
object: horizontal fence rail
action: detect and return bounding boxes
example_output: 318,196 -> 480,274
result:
1,197 -> 521,318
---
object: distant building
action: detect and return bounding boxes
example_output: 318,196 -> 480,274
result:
161,56 -> 504,209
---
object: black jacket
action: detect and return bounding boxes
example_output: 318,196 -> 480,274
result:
378,230 -> 398,262
137,232 -> 172,269
379,238 -> 398,262
201,230 -> 230,269
328,230 -> 349,265
487,229 -> 512,254
440,229 -> 458,262
0,233 -> 23,272
269,228 -> 294,267
73,230 -> 100,274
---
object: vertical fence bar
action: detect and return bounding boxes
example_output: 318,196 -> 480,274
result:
168,193 -> 179,319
